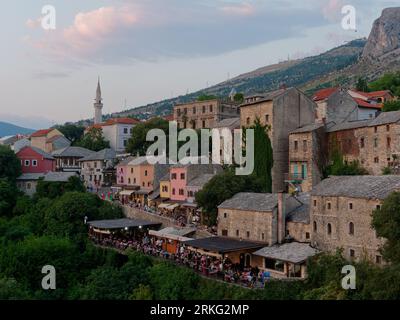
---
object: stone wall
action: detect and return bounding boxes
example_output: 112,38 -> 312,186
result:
286,221 -> 311,243
217,208 -> 276,244
310,195 -> 385,264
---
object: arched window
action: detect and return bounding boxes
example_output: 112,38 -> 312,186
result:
246,117 -> 250,125
349,222 -> 354,235
327,223 -> 332,235
313,221 -> 317,232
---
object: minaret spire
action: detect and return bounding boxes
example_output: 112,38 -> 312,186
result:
94,77 -> 103,124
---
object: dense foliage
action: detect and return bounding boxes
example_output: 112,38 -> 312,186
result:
324,147 -> 368,177
56,124 -> 85,144
369,72 -> 400,97
76,127 -> 110,151
0,145 -> 21,181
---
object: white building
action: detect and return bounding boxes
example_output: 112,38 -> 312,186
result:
101,118 -> 140,153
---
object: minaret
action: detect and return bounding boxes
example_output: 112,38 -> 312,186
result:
94,77 -> 103,124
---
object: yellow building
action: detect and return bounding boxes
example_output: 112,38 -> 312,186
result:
160,174 -> 171,199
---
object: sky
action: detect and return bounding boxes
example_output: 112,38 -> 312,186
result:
0,0 -> 398,129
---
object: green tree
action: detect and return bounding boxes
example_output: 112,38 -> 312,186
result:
126,117 -> 169,156
0,179 -> 20,217
195,168 -> 263,226
233,93 -> 244,103
355,77 -> 370,92
35,176 -> 85,199
369,72 -> 400,97
325,146 -> 368,176
0,145 -> 21,181
76,127 -> 110,152
197,93 -> 217,101
0,277 -> 30,300
57,124 -> 85,144
382,100 -> 400,112
247,118 -> 273,192
371,192 -> 400,264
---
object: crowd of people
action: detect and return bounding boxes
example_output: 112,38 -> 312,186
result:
90,233 -> 271,289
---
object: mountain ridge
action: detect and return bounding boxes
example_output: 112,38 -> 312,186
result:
0,121 -> 34,138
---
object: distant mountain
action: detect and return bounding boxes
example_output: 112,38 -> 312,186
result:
0,121 -> 34,137
91,7 -> 399,122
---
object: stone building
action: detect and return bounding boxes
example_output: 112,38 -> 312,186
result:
217,192 -> 306,245
173,99 -> 240,129
52,146 -> 95,173
30,128 -> 69,153
240,87 -> 316,192
211,117 -> 240,163
288,123 -> 327,192
327,111 -> 400,175
310,175 -> 400,264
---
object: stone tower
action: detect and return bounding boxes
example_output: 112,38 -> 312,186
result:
94,77 -> 103,124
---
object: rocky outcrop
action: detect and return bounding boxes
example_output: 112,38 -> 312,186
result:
362,7 -> 400,59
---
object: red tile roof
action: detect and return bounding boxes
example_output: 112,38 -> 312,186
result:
353,97 -> 383,109
31,129 -> 53,137
163,114 -> 174,121
312,88 -> 338,101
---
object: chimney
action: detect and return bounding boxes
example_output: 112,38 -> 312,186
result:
277,192 -> 286,244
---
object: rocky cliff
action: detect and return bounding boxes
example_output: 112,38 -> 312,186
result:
362,7 -> 400,59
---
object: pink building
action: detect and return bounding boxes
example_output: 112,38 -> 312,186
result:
169,163 -> 222,202
17,146 -> 55,174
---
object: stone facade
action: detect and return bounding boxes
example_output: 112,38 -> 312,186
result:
240,88 -> 316,192
217,208 -> 277,244
288,125 -> 326,192
286,221 -> 311,243
310,195 -> 385,264
173,99 -> 239,129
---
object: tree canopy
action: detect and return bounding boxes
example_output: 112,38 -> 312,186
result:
56,124 -> 85,144
368,72 -> 400,97
76,127 -> 110,152
0,145 -> 21,181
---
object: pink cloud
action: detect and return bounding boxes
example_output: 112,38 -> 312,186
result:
29,6 -> 139,61
221,2 -> 255,16
26,17 -> 41,29
321,0 -> 344,22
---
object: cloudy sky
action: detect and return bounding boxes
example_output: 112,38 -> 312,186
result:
0,0 -> 398,128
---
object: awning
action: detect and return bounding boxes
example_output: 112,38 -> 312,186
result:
166,203 -> 180,210
148,229 -> 193,242
119,190 -> 134,196
158,203 -> 170,209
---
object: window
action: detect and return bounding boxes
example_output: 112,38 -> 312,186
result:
209,105 -> 213,112
145,170 -> 148,176
349,222 -> 354,235
202,105 -> 206,113
222,230 -> 228,236
360,137 -> 365,148
306,232 -> 310,239
386,125 -> 390,132
327,223 -> 332,235
350,249 -> 355,258
172,188 -> 176,195
24,160 -> 30,166
236,230 -> 239,237
142,182 -> 145,187
265,114 -> 269,123
374,157 -> 379,163
179,189 -> 184,195
246,117 -> 250,125
376,204 -> 381,210
374,126 -> 378,133
171,173 -> 177,180
327,202 -> 331,210
177,109 -> 181,116
193,107 -> 196,114
134,178 -> 136,184
32,160 -> 38,167
130,128 -> 133,134
123,127 -> 128,134
148,182 -> 151,187
202,120 -> 206,128
313,221 -> 317,232
313,199 -> 317,207
223,212 -> 227,218
262,233 -> 265,240
180,173 -> 185,180
128,178 -> 131,184
376,255 -> 382,264
374,138 -> 378,147
294,140 -> 298,151
387,137 -> 391,148
131,168 -> 133,174
349,202 -> 353,210
123,139 -> 127,147
246,231 -> 250,239
27,183 -> 31,189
